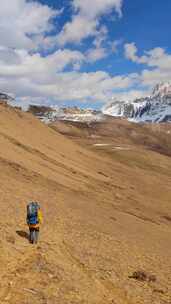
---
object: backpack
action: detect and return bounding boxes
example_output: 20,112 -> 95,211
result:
27,202 -> 40,225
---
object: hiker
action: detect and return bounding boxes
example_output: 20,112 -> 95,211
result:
26,202 -> 43,244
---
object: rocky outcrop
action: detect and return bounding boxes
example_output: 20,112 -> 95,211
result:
28,105 -> 54,116
0,92 -> 13,106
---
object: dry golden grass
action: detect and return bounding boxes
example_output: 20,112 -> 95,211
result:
0,103 -> 171,303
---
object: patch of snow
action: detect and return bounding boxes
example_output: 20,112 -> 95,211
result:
103,82 -> 171,123
93,143 -> 111,147
112,146 -> 131,151
38,110 -> 104,124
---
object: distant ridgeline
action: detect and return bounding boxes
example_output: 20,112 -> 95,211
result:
7,82 -> 171,124
28,105 -> 103,124
28,105 -> 54,116
103,82 -> 171,123
0,92 -> 14,105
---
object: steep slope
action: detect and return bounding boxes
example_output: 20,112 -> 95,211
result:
103,82 -> 171,123
0,103 -> 171,304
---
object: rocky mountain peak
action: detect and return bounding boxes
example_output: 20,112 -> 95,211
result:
103,82 -> 171,123
151,82 -> 171,99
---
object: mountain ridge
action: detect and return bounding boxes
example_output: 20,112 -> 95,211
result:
103,82 -> 171,123
24,82 -> 171,124
28,105 -> 104,123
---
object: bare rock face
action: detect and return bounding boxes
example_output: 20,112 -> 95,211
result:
28,105 -> 54,116
103,82 -> 171,123
0,92 -> 11,100
0,92 -> 13,106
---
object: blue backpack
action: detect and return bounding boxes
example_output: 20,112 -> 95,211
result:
27,202 -> 39,225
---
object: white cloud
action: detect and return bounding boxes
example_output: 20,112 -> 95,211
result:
57,0 -> 123,45
0,0 -> 60,50
57,16 -> 98,45
145,48 -> 171,70
0,44 -> 138,105
124,43 -> 147,63
0,0 -> 128,106
124,43 -> 137,61
3,41 -> 171,106
111,39 -> 122,53
124,43 -> 171,90
93,26 -> 108,48
110,89 -> 148,102
73,0 -> 123,18
141,68 -> 171,87
0,48 -> 85,78
86,47 -> 108,62
86,26 -> 120,63
125,43 -> 171,69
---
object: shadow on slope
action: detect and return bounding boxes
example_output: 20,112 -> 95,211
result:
16,230 -> 29,240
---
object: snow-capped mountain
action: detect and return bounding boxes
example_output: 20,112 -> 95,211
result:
28,105 -> 104,124
103,82 -> 171,123
27,82 -> 171,124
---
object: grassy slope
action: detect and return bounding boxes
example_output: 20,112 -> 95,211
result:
0,104 -> 171,304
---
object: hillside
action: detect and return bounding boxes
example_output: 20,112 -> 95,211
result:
0,102 -> 171,304
51,117 -> 171,157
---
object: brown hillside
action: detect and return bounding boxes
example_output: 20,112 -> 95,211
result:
0,103 -> 171,304
51,117 -> 171,157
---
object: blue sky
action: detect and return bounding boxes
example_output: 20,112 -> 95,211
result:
0,0 -> 171,108
39,0 -> 171,74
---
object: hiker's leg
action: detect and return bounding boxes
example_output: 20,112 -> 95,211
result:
35,229 -> 39,244
29,228 -> 34,243
32,229 -> 36,244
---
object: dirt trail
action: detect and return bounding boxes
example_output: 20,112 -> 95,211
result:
1,219 -> 131,304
